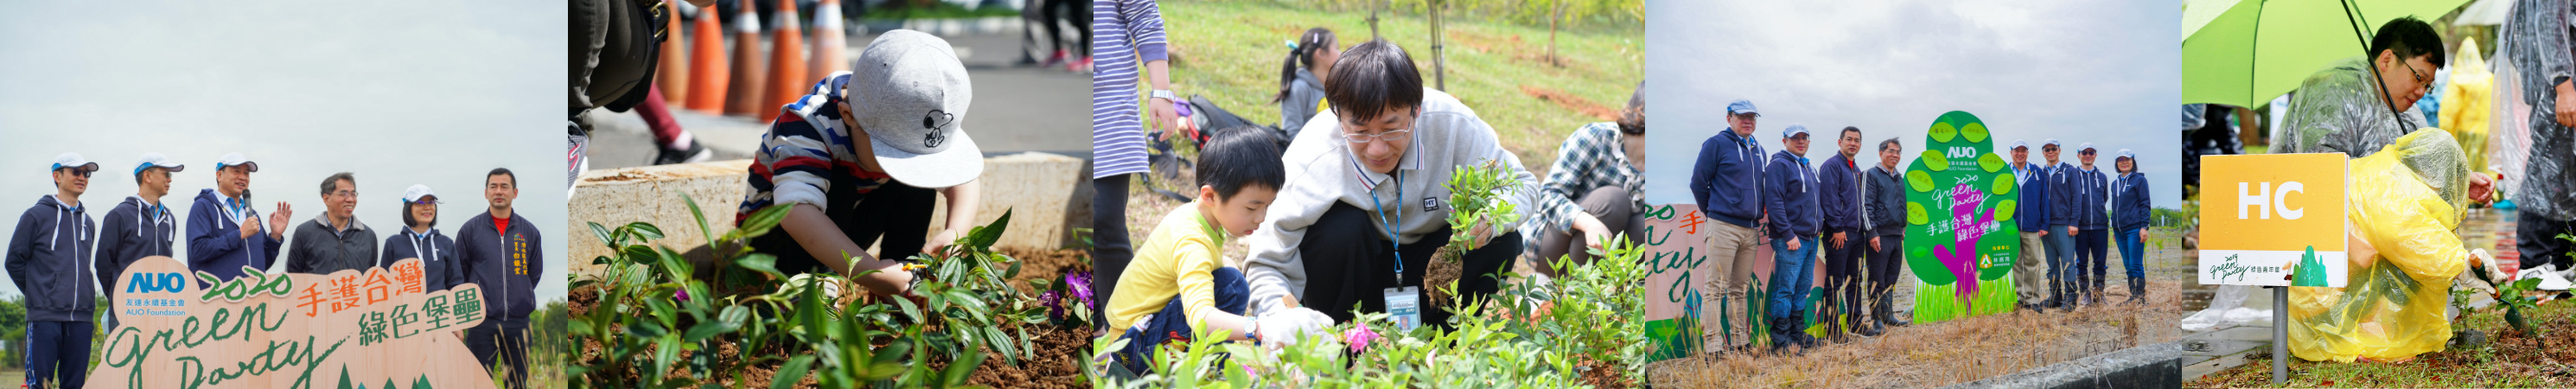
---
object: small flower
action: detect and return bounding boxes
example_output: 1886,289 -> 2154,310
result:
1343,322 -> 1381,354
1039,289 -> 1066,321
1066,271 -> 1097,309
674,288 -> 690,303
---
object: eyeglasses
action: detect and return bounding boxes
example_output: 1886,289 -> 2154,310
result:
62,169 -> 92,178
329,190 -> 359,198
2079,150 -> 2097,155
2403,61 -> 2433,94
1339,129 -> 1412,144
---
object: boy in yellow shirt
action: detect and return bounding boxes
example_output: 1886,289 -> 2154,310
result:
1105,128 -> 1333,374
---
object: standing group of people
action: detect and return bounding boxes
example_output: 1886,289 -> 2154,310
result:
1690,99 -> 2158,356
3,152 -> 544,389
2001,139 -> 2157,316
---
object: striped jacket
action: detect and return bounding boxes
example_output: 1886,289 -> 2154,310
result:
738,72 -> 895,224
1090,0 -> 1168,178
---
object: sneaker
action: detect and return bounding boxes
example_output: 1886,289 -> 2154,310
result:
654,140 -> 715,165
2520,265 -> 2574,291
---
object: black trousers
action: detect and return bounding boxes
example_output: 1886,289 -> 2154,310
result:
747,178 -> 937,277
1822,227 -> 1867,322
467,325 -> 530,389
1090,174 -> 1137,329
2519,210 -> 2576,272
1867,234 -> 1904,302
1298,202 -> 1521,326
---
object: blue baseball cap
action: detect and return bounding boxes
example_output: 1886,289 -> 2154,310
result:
1726,99 -> 1758,116
1783,124 -> 1809,138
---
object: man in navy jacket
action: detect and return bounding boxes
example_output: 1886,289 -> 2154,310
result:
2070,143 -> 2113,306
1687,99 -> 1768,354
2006,141 -> 2056,311
1763,124 -> 1822,353
9,153 -> 101,389
97,153 -> 185,330
458,169 -> 542,389
2042,140 -> 2080,309
186,153 -> 290,288
1816,126 -> 1868,341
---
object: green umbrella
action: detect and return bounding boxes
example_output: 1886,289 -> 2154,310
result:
2182,0 -> 2471,109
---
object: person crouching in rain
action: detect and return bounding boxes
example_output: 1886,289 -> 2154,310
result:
2287,129 -> 2471,363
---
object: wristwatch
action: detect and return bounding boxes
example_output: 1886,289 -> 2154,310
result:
1150,89 -> 1177,102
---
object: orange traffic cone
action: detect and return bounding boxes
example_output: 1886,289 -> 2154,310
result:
807,0 -> 851,78
655,2 -> 690,105
761,0 -> 808,116
724,3 -> 768,117
684,3 -> 730,114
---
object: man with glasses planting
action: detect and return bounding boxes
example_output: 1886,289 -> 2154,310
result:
1240,39 -> 1539,335
2274,16 -> 2447,158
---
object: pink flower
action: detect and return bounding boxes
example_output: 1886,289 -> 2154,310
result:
1343,322 -> 1381,354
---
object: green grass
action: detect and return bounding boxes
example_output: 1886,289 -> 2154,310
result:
1160,0 -> 1642,174
2195,293 -> 2576,387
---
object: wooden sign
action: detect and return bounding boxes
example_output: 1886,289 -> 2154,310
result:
89,257 -> 497,389
1639,203 -> 1710,361
2197,153 -> 2349,287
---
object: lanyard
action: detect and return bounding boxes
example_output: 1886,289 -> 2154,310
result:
1366,173 -> 1406,282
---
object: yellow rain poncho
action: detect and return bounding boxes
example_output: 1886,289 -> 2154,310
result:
2287,129 -> 2471,363
2439,38 -> 2494,175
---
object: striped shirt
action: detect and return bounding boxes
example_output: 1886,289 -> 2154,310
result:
1091,0 -> 1168,178
737,71 -> 896,224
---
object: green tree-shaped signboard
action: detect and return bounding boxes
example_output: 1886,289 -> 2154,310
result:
1902,111 -> 2022,322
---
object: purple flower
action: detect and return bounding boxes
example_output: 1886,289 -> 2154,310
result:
1343,322 -> 1380,354
675,288 -> 691,303
1040,289 -> 1066,321
1066,271 -> 1096,309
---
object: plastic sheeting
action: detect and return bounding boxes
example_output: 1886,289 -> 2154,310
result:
2444,38 -> 2498,176
2287,130 -> 2474,362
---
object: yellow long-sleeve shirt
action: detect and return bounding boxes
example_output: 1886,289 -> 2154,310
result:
1105,204 -> 1230,331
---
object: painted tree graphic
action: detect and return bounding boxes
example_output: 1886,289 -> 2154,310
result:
1901,111 -> 2022,323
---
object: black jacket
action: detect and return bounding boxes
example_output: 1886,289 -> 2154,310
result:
381,227 -> 464,292
6,195 -> 96,322
97,196 -> 176,310
1864,165 -> 1907,238
457,211 -> 542,328
286,217 -> 379,275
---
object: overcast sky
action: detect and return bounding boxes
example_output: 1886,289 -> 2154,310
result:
0,0 -> 563,303
1644,0 -> 2182,209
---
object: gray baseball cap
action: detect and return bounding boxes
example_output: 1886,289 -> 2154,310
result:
848,29 -> 980,188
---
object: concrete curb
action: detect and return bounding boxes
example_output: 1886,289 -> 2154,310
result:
568,152 -> 1090,277
1939,341 -> 2184,389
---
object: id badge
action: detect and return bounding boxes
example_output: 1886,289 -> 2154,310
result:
1384,286 -> 1422,331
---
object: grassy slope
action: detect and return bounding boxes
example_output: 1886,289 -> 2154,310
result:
1158,0 -> 1642,175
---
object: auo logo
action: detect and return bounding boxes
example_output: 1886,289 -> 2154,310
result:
123,272 -> 188,294
194,267 -> 295,302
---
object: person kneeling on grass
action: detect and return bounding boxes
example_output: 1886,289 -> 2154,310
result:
1240,39 -> 1539,331
736,29 -> 984,298
1104,127 -> 1333,376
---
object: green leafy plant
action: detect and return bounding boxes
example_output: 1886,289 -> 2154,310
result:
1439,159 -> 1525,264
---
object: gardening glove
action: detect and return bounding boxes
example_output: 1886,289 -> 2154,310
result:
1255,308 -> 1335,346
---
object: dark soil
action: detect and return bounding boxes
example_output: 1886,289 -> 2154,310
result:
2193,296 -> 2576,388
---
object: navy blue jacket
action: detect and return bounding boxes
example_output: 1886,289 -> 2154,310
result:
186,189 -> 281,288
457,211 -> 543,328
97,196 -> 176,315
1691,129 -> 1767,228
1819,153 -> 1865,233
7,195 -> 97,322
2045,162 -> 2082,227
2062,166 -> 2111,230
1764,150 -> 1820,239
2112,172 -> 2152,232
2014,163 -> 2051,233
382,227 -> 465,292
1864,165 -> 1907,237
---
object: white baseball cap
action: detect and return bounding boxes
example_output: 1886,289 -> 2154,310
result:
2079,143 -> 2097,152
848,29 -> 980,188
51,153 -> 98,173
2044,138 -> 2062,148
1782,124 -> 1810,138
133,153 -> 185,175
2117,149 -> 2136,160
215,153 -> 258,172
403,184 -> 440,204
2011,140 -> 2028,150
